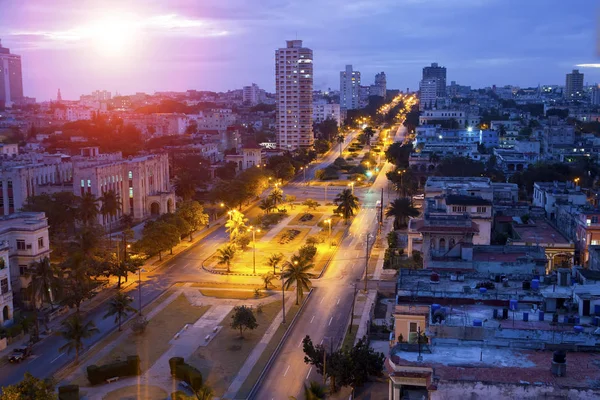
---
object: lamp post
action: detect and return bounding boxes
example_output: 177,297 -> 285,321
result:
301,166 -> 306,184
250,226 -> 261,275
324,219 -> 332,246
364,233 -> 373,292
281,264 -> 286,324
348,182 -> 355,195
397,169 -> 405,197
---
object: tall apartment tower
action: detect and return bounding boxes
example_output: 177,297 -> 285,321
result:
340,65 -> 361,110
565,69 -> 584,99
243,83 -> 261,106
373,71 -> 387,99
419,79 -> 438,111
275,40 -> 314,150
0,39 -> 23,107
422,63 -> 446,97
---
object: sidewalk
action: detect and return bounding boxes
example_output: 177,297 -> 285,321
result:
354,290 -> 377,345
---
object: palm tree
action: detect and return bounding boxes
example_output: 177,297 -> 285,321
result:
304,381 -> 326,400
386,198 -> 420,230
99,190 -> 121,241
103,292 -> 136,331
225,211 -> 248,242
28,257 -> 60,309
363,126 -> 375,147
193,385 -> 214,400
78,192 -> 99,226
336,134 -> 345,157
262,272 -> 275,290
58,314 -> 99,364
334,189 -> 360,224
259,197 -> 275,214
217,244 -> 236,273
267,252 -> 284,275
269,188 -> 283,207
282,257 -> 313,305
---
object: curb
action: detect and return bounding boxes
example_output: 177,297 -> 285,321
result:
247,288 -> 314,400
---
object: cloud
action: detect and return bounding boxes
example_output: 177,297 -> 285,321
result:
576,64 -> 600,68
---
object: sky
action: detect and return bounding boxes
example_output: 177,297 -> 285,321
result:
1,0 -> 599,101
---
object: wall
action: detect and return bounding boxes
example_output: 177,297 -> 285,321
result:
431,381 -> 600,400
394,314 -> 426,344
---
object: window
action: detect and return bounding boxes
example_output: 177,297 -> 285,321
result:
16,240 -> 25,250
409,322 -> 417,333
19,265 -> 27,275
477,207 -> 487,213
38,237 -> 44,249
452,206 -> 466,213
0,278 -> 8,294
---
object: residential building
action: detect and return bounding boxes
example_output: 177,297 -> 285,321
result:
419,110 -> 479,128
243,83 -> 262,106
372,71 -> 386,98
0,212 -> 50,303
312,103 -> 341,126
340,65 -> 360,110
447,81 -> 471,98
532,181 -> 587,219
0,39 -> 23,107
192,109 -> 237,132
224,145 -> 265,172
415,126 -> 498,148
91,90 -> 111,101
424,176 -> 518,202
0,243 -> 12,326
493,148 -> 537,175
592,86 -> 600,105
418,79 -> 437,111
275,40 -> 314,150
565,69 -> 584,99
422,62 -> 446,97
541,117 -> 575,156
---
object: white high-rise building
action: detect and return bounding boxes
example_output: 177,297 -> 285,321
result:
340,65 -> 360,110
419,79 -> 438,111
313,103 -> 341,126
0,39 -> 23,108
275,40 -> 314,150
372,72 -> 387,98
243,83 -> 261,106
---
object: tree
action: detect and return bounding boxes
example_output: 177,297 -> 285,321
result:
304,381 -> 326,400
99,190 -> 121,240
302,199 -> 320,211
137,220 -> 180,259
217,244 -> 236,273
268,188 -> 283,207
58,314 -> 99,364
230,305 -> 258,338
262,272 -> 275,290
266,252 -> 284,275
316,117 -> 339,141
259,197 -> 276,214
282,258 -> 313,305
386,198 -> 420,230
334,189 -> 359,224
60,254 -> 97,314
28,257 -> 61,338
298,244 -> 317,263
336,134 -> 345,157
103,291 -> 136,331
193,385 -> 215,400
77,192 -> 99,226
0,372 -> 56,400
176,200 -> 209,241
224,211 -> 248,242
363,126 -> 375,147
314,139 -> 331,155
174,173 -> 197,201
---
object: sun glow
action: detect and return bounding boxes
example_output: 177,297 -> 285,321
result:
85,14 -> 140,56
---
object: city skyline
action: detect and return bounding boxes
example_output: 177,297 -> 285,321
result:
0,0 -> 599,100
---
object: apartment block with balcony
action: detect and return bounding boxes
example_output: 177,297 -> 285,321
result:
0,212 -> 50,304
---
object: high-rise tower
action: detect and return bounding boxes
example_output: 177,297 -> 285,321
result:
275,40 -> 314,150
340,65 -> 361,110
422,63 -> 446,98
0,39 -> 23,107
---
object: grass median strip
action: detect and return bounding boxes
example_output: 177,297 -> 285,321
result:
198,288 -> 275,300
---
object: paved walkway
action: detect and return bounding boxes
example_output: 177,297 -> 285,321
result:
354,290 -> 377,345
222,293 -> 295,399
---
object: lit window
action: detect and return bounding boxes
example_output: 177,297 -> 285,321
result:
129,188 -> 134,198
87,179 -> 91,187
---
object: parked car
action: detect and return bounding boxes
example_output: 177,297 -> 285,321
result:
9,346 -> 32,363
412,194 -> 424,200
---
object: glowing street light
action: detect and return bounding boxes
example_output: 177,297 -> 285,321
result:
324,218 -> 332,246
348,182 -> 355,195
249,226 -> 261,275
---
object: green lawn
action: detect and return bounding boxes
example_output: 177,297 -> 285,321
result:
342,325 -> 360,349
199,288 -> 276,300
187,300 -> 283,397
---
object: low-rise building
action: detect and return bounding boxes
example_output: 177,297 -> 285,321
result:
419,110 -> 480,128
312,103 -> 341,126
0,243 -> 13,326
532,181 -> 587,219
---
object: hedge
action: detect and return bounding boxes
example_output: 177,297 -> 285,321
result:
86,355 -> 141,385
58,385 -> 79,400
169,357 -> 203,391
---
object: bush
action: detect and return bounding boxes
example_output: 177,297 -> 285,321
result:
350,165 -> 367,175
169,357 -> 184,376
171,391 -> 189,400
298,244 -> 317,262
259,212 -> 286,228
131,316 -> 149,335
306,235 -> 324,245
58,385 -> 79,400
87,355 -> 141,385
175,363 -> 203,391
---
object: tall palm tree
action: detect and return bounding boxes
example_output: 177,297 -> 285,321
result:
103,291 -> 136,331
99,190 -> 121,241
225,211 -> 248,242
363,126 -> 375,147
267,252 -> 284,275
58,314 -> 99,364
78,192 -> 99,226
28,257 -> 61,309
259,197 -> 275,214
334,189 -> 360,224
336,134 -> 345,157
282,257 -> 313,305
386,198 -> 420,230
217,244 -> 236,273
269,188 -> 283,207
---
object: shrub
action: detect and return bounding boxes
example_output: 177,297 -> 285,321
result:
169,357 -> 184,376
350,165 -> 367,175
58,385 -> 79,400
174,362 -> 203,391
87,356 -> 141,385
306,235 -> 323,245
333,157 -> 347,167
131,316 -> 149,335
298,244 -> 317,262
171,391 -> 189,400
260,212 -> 285,228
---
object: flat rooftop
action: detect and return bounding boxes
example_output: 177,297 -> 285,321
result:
511,219 -> 571,245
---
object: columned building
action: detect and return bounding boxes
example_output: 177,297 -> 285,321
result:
275,40 -> 314,151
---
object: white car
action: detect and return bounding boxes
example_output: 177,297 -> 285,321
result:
412,194 -> 424,200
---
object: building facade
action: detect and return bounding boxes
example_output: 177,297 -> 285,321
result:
243,83 -> 261,106
373,71 -> 387,98
312,103 -> 341,126
0,39 -> 23,107
275,40 -> 314,150
422,63 -> 446,97
0,244 -> 12,326
565,69 -> 584,99
340,65 -> 360,110
418,79 -> 438,111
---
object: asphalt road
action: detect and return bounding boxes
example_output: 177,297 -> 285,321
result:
253,125 -> 407,400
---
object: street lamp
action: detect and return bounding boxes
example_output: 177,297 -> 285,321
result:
249,226 -> 261,275
574,177 -> 580,186
300,166 -> 306,184
281,264 -> 286,324
324,219 -> 332,246
397,169 -> 405,196
138,267 -> 146,316
348,182 -> 355,195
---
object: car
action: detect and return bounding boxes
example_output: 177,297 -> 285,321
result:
376,200 -> 382,208
9,346 -> 32,363
412,194 -> 425,200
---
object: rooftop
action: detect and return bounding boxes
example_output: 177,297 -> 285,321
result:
445,195 -> 492,206
511,219 -> 571,245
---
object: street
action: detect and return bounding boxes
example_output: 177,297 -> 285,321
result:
253,125 -> 406,399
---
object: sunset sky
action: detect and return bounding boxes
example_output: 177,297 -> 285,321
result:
1,0 -> 599,100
